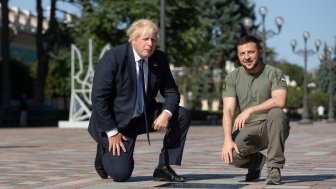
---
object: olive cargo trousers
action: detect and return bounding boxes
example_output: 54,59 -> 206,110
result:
231,108 -> 290,169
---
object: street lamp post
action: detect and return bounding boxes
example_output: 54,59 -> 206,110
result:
290,31 -> 321,124
243,6 -> 284,63
319,43 -> 335,123
160,0 -> 166,52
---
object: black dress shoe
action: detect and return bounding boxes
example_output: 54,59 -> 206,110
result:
153,165 -> 186,182
94,144 -> 108,179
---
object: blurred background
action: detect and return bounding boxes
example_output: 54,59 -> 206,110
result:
0,0 -> 335,127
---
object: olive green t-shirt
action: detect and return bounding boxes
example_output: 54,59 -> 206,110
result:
222,64 -> 287,123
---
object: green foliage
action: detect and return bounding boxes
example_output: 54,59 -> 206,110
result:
71,0 -> 205,67
199,0 -> 255,67
315,62 -> 329,92
309,90 -> 328,111
190,68 -> 204,110
165,0 -> 205,67
28,19 -> 73,100
45,53 -> 71,98
30,50 -> 71,99
192,0 -> 255,106
286,86 -> 302,110
315,61 -> 336,94
275,61 -> 304,86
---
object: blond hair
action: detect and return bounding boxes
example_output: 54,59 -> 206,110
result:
126,19 -> 160,43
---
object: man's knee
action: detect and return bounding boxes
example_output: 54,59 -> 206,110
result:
267,108 -> 290,136
107,167 -> 133,182
102,155 -> 134,182
268,108 -> 286,120
178,106 -> 192,124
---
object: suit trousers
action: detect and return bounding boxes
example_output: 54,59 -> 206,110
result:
230,108 -> 290,169
97,105 -> 191,182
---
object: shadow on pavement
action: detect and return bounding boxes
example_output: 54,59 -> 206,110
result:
128,173 -> 245,182
283,174 -> 336,183
155,183 -> 246,188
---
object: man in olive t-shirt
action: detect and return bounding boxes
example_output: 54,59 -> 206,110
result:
221,36 -> 290,185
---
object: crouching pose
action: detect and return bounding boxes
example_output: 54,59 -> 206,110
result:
221,35 -> 290,185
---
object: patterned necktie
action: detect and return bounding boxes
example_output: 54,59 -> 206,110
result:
137,59 -> 150,145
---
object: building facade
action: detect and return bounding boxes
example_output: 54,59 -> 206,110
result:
0,4 -> 76,64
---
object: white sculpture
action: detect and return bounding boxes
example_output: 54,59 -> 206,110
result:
58,39 -> 110,128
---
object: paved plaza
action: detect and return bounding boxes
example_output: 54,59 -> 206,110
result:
1,122 -> 336,189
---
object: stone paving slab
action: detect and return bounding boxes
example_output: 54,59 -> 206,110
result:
0,122 -> 336,189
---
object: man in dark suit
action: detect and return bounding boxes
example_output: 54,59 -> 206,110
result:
88,19 -> 191,182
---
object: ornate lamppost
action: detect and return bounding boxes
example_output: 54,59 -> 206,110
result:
318,42 -> 335,123
243,6 -> 284,62
290,31 -> 321,124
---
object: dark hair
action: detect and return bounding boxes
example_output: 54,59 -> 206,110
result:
235,35 -> 263,51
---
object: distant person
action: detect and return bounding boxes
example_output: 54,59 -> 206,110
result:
88,19 -> 191,182
317,105 -> 324,121
19,95 -> 28,127
221,36 -> 290,185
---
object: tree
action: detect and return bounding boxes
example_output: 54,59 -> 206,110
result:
1,0 -> 11,107
199,0 -> 255,68
275,61 -> 304,86
314,49 -> 336,118
71,0 -> 205,67
45,56 -> 71,98
34,0 -> 77,103
315,59 -> 336,95
308,90 -> 328,119
193,0 -> 255,108
164,1 -> 205,67
34,0 -> 60,106
286,86 -> 302,110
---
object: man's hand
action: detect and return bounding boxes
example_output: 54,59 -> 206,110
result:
152,111 -> 170,131
108,133 -> 127,156
221,140 -> 240,164
234,108 -> 252,130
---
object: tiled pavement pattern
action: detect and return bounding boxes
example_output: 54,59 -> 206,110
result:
1,122 -> 336,189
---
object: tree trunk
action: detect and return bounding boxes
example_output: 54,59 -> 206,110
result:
34,0 -> 46,106
1,0 -> 11,107
34,0 -> 57,107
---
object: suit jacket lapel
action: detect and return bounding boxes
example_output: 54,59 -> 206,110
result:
126,44 -> 137,91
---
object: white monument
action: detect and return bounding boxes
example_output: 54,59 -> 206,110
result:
58,39 -> 110,128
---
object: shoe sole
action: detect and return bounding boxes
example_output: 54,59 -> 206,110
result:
153,177 -> 187,182
265,180 -> 282,185
153,177 -> 169,181
153,176 -> 186,182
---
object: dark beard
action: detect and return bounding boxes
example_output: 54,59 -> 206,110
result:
242,62 -> 264,76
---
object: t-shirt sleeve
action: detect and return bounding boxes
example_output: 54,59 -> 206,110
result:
271,69 -> 287,91
222,73 -> 236,98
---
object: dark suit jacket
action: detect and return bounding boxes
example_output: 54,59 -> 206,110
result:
88,43 -> 180,142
